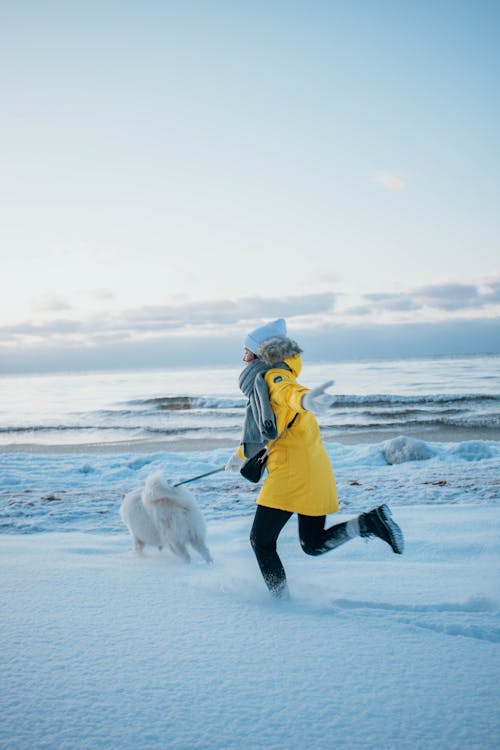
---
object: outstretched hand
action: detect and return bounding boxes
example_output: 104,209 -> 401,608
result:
302,380 -> 335,415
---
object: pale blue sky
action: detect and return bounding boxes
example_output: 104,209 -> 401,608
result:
1,1 -> 499,371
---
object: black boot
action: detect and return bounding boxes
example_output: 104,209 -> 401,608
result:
359,505 -> 404,554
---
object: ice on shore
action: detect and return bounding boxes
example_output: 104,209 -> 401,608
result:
1,436 -> 499,535
382,435 -> 436,463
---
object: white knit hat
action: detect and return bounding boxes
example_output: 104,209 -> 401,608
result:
244,318 -> 287,353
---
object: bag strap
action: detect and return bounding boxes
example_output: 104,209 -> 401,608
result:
264,413 -> 299,456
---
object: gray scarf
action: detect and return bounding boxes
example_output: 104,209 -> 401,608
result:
238,359 -> 289,458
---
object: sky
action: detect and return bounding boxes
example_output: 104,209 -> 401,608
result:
1,0 -> 499,373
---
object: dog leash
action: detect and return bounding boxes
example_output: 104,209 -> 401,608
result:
172,466 -> 226,487
173,414 -> 298,487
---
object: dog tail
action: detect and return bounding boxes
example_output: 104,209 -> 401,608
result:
143,471 -> 198,510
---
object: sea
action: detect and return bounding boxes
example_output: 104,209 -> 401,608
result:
1,353 -> 499,448
1,353 -> 499,535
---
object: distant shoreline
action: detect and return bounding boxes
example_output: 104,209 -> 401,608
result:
1,350 -> 499,378
1,426 -> 498,454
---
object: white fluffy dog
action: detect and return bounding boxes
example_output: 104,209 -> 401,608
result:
120,471 -> 212,564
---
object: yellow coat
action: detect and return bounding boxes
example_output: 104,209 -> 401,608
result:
241,354 -> 338,516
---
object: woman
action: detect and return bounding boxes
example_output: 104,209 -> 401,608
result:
226,318 -> 404,599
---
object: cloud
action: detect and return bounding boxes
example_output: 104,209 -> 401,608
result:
414,283 -> 484,311
0,292 -> 337,345
345,305 -> 372,317
31,294 -> 72,313
479,277 -> 500,303
86,289 -> 115,302
97,293 -> 337,334
364,293 -> 421,312
346,279 -> 500,318
372,170 -> 411,191
0,319 -> 83,339
297,317 -> 500,361
1,317 -> 498,374
2,282 -> 499,374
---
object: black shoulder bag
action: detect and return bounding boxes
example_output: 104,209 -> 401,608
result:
240,414 -> 298,483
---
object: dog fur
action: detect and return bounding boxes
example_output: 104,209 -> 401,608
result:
120,471 -> 212,564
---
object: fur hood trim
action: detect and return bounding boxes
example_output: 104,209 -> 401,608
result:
257,337 -> 302,366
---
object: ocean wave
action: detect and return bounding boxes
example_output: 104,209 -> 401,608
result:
0,425 -> 120,434
332,393 -> 500,406
126,393 -> 500,412
127,396 -> 245,410
1,414 -> 498,439
358,408 -> 464,417
0,424 -> 202,436
323,416 -> 500,430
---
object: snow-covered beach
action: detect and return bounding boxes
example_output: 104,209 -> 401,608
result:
1,502 -> 499,749
1,356 -> 499,749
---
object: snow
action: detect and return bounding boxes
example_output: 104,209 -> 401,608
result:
2,438 -> 500,537
1,503 -> 499,750
1,434 -> 499,748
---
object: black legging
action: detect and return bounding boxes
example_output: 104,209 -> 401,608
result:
250,504 -> 354,597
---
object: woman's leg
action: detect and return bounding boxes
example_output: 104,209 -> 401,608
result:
250,505 -> 293,597
298,506 -> 404,556
298,514 -> 360,556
